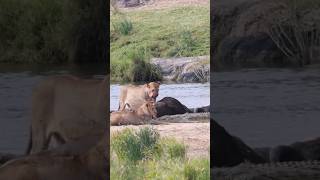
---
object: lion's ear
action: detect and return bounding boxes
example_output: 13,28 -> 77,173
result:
156,81 -> 161,85
146,83 -> 150,88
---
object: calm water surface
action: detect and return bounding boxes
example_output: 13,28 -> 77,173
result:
110,83 -> 210,111
213,68 -> 320,148
0,64 -> 105,154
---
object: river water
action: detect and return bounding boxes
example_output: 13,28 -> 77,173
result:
0,64 -> 106,154
110,83 -> 210,111
1,66 -> 319,154
0,64 -> 209,154
213,68 -> 320,148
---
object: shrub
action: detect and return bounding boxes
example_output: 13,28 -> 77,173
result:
160,138 -> 186,160
184,159 -> 210,180
265,0 -> 320,66
111,127 -> 161,162
113,18 -> 133,36
111,47 -> 162,82
110,127 -> 210,179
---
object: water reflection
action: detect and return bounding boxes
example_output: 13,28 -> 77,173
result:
213,68 -> 320,148
110,83 -> 210,111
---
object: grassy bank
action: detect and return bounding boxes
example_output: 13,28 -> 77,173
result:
111,127 -> 210,179
0,0 -> 107,65
110,6 -> 210,82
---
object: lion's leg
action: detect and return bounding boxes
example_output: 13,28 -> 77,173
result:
118,87 -> 128,111
30,80 -> 54,154
25,127 -> 32,155
44,132 -> 66,150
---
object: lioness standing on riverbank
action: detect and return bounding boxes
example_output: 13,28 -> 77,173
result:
27,75 -> 108,154
118,82 -> 160,111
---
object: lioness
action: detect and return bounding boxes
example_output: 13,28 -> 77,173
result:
27,75 -> 108,154
118,82 -> 160,111
0,131 -> 108,180
111,101 -> 157,126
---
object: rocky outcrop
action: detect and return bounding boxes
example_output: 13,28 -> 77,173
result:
212,161 -> 320,180
212,119 -> 265,167
155,112 -> 209,123
189,105 -> 210,113
151,56 -> 210,82
213,0 -> 320,69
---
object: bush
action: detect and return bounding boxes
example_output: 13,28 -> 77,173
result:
160,138 -> 186,160
111,127 -> 161,162
265,0 -> 320,66
111,47 -> 162,82
113,18 -> 133,36
110,127 -> 210,179
184,159 -> 210,180
0,0 -> 107,64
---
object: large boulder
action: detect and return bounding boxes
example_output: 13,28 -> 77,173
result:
151,56 -> 210,83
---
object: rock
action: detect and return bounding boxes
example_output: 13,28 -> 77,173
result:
156,97 -> 192,117
270,137 -> 320,162
117,0 -> 141,7
212,119 -> 265,167
213,0 -> 320,68
189,105 -> 210,113
151,56 -> 210,83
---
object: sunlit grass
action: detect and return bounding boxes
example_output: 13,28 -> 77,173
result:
110,127 -> 210,180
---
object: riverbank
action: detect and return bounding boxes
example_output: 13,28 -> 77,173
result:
110,1 -> 210,82
111,113 -> 210,158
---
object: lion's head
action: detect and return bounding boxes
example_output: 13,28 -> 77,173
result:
145,82 -> 160,100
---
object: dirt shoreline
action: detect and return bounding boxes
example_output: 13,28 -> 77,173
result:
111,122 -> 210,158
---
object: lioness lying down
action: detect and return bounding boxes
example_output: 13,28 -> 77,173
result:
27,75 -> 108,154
111,101 -> 157,126
0,131 -> 108,180
118,82 -> 160,111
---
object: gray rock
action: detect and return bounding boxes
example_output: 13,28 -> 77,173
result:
151,56 -> 210,83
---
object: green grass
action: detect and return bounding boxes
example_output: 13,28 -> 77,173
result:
110,127 -> 210,180
0,0 -> 106,64
110,6 -> 209,82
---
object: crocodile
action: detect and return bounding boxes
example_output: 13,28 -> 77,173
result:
211,160 -> 320,180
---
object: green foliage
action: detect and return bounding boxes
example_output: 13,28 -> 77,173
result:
110,127 -> 210,180
111,127 -> 161,162
160,137 -> 186,160
110,6 -> 209,82
184,159 -> 210,180
167,30 -> 198,57
111,47 -> 162,82
113,18 -> 133,35
0,0 -> 107,64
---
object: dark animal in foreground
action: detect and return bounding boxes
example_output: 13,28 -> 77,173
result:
212,119 -> 265,167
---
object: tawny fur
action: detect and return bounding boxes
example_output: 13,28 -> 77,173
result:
111,101 -> 157,126
27,75 -> 108,154
118,82 -> 160,111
